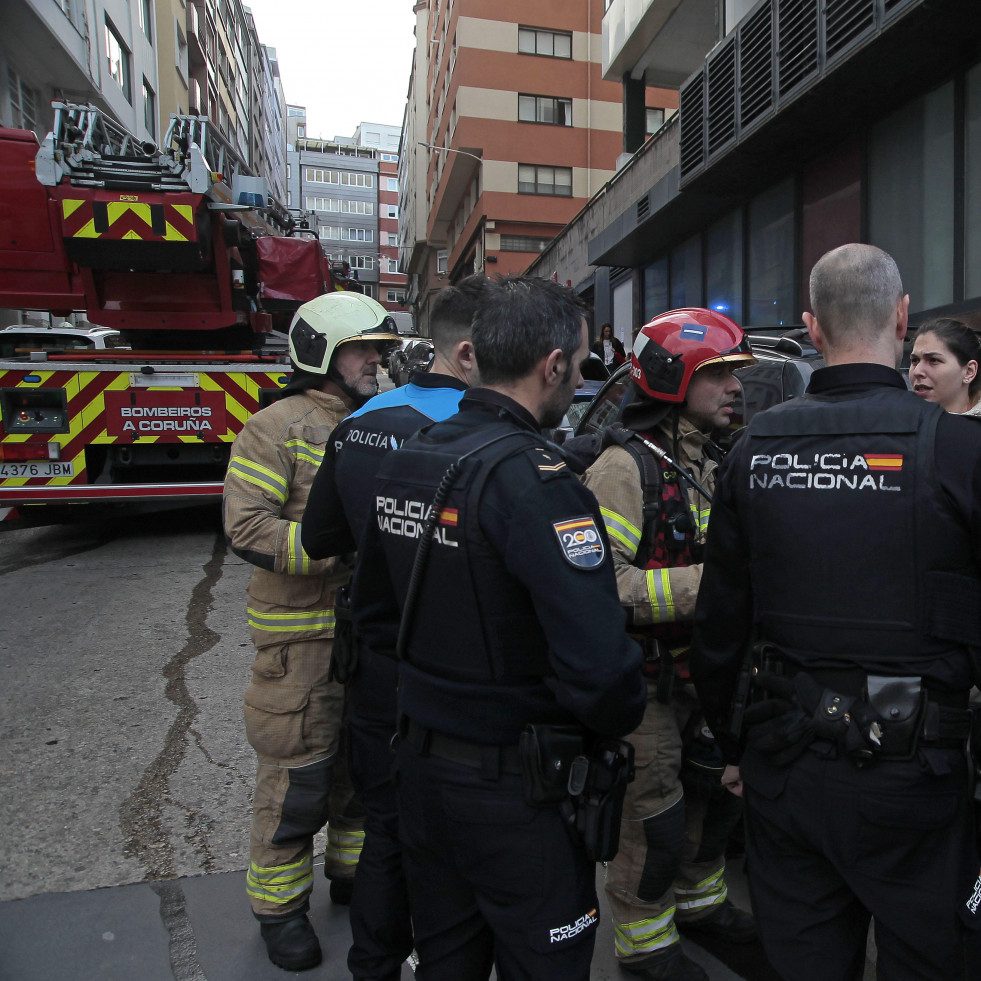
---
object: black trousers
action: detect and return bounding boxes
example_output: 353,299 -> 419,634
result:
395,736 -> 600,981
346,720 -> 413,981
743,745 -> 980,981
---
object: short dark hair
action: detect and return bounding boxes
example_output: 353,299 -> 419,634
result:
429,275 -> 488,356
916,317 -> 981,398
471,276 -> 585,386
809,244 -> 904,344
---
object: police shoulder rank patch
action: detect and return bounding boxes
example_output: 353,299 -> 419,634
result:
553,515 -> 605,569
527,446 -> 568,481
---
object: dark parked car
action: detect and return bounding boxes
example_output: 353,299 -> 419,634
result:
388,338 -> 436,387
568,328 -> 825,443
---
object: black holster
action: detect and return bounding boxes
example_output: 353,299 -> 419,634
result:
519,724 -> 635,862
518,724 -> 585,806
567,737 -> 635,863
328,583 -> 359,684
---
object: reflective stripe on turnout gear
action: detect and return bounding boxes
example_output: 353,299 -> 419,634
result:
675,867 -> 727,914
286,521 -> 310,575
285,438 -> 325,468
692,503 -> 710,536
646,568 -> 676,623
227,456 -> 289,504
600,505 -> 642,559
246,854 -> 314,905
614,906 -> 680,957
247,606 -> 336,632
325,827 -> 365,868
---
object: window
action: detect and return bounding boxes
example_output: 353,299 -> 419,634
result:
646,108 -> 665,135
286,163 -> 291,179
500,235 -> 551,252
518,27 -> 572,58
307,197 -> 375,215
349,255 -> 374,270
386,177 -> 399,192
175,21 -> 188,81
967,63 -> 981,299
105,18 -> 132,102
347,228 -> 373,242
436,249 -> 448,274
870,82 -> 955,312
518,164 -> 572,196
142,78 -> 156,137
706,210 -> 742,320
643,257 -> 669,320
319,226 -> 340,240
387,289 -> 407,303
7,68 -> 38,133
386,205 -> 398,219
381,152 -> 398,162
298,125 -> 305,137
305,168 -> 375,188
748,179 -> 795,325
518,95 -> 572,126
670,235 -> 703,308
139,0 -> 153,42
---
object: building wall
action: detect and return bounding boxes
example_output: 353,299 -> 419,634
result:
539,0 -> 981,333
289,140 -> 381,296
0,0 -> 160,143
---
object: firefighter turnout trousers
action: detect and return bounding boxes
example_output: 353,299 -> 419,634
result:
244,637 -> 364,919
607,681 -> 742,963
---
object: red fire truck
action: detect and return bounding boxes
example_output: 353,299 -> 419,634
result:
0,103 -> 339,522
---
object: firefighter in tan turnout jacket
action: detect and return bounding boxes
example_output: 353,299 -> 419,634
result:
582,309 -> 758,981
223,291 -> 401,972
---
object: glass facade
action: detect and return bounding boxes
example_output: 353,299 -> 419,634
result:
706,210 -> 742,320
643,257 -> 669,321
670,236 -> 702,308
748,179 -> 795,325
869,82 -> 955,311
967,63 -> 981,299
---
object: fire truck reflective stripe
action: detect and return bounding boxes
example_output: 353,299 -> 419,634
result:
286,521 -> 311,575
646,568 -> 675,623
246,608 -> 336,632
599,506 -> 640,558
285,439 -> 324,467
227,456 -> 288,503
246,855 -> 314,905
325,828 -> 365,867
60,200 -> 196,242
675,868 -> 727,913
613,908 -> 679,956
61,198 -> 85,220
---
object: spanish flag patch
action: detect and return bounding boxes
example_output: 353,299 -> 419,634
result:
864,454 -> 903,471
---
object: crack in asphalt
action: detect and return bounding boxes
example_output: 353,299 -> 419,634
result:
118,529 -> 226,979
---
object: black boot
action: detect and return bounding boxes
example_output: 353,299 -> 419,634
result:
260,913 -> 322,971
621,943 -> 708,981
678,900 -> 757,944
621,944 -> 708,981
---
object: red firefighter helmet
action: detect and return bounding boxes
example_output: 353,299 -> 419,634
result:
630,308 -> 756,403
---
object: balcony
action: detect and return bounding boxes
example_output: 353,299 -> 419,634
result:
603,0 -> 718,88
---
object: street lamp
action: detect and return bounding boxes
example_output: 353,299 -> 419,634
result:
416,142 -> 487,277
417,141 -> 483,165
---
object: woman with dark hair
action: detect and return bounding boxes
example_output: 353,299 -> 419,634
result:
909,317 -> 981,416
591,322 -> 626,368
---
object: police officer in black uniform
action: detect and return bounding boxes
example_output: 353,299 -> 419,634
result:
352,275 -> 647,981
691,244 -> 981,981
300,277 -> 487,981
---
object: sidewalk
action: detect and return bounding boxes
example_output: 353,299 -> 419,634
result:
0,860 -> 759,981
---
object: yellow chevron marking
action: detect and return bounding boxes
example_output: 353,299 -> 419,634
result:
61,199 -> 85,220
164,222 -> 188,242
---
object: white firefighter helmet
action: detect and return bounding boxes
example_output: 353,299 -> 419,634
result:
288,291 -> 401,375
